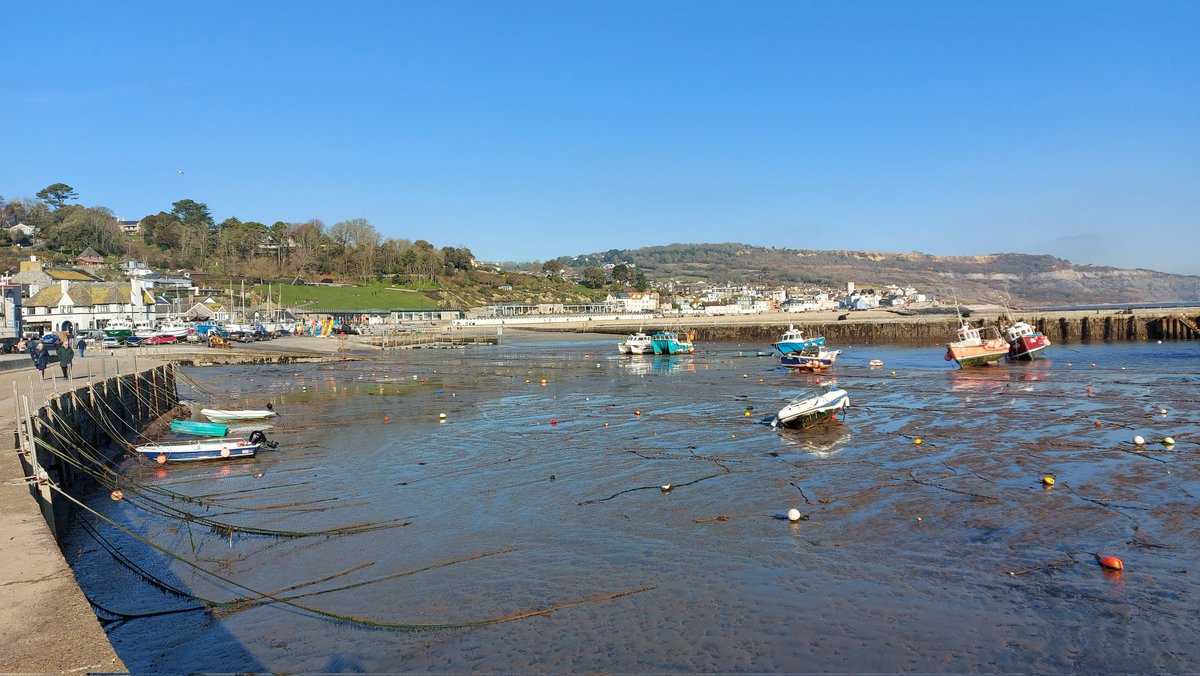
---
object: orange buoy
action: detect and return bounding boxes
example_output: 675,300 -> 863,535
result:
1094,420 -> 1102,428
1086,386 -> 1092,394
635,410 -> 641,416
1098,556 -> 1123,570
110,490 -> 124,501
551,418 -> 558,426
156,453 -> 168,465
221,447 -> 231,458
383,415 -> 390,422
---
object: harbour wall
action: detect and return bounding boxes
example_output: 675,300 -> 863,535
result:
568,311 -> 1200,345
15,364 -> 179,540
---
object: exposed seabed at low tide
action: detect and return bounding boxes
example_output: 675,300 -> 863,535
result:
65,336 -> 1200,672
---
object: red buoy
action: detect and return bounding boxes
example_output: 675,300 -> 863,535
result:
551,418 -> 558,426
1098,556 -> 1123,570
156,454 -> 168,465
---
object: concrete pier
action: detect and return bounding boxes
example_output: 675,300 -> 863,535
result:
0,352 -> 174,673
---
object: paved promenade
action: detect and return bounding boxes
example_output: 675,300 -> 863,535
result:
0,350 -> 152,673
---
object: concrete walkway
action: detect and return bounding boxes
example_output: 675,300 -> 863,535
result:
0,351 -> 156,673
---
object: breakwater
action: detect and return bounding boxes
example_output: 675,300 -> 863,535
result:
573,311 -> 1200,345
15,364 -> 178,539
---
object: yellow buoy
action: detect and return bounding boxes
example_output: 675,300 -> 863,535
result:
1042,476 -> 1055,487
744,410 -> 751,417
1163,436 -> 1175,446
439,412 -> 447,419
914,438 -> 922,445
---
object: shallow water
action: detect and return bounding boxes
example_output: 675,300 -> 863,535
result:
64,336 -> 1200,672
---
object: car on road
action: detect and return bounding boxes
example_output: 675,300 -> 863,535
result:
101,336 -> 123,348
144,334 -> 177,345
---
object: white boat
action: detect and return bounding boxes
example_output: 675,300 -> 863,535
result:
133,321 -> 157,338
155,318 -> 193,339
772,384 -> 850,429
618,332 -> 654,355
137,436 -> 259,462
201,407 -> 277,423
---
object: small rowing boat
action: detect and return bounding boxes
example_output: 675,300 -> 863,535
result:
201,407 -> 277,423
169,420 -> 230,437
137,436 -> 259,463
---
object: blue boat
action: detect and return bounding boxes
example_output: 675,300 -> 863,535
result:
136,436 -> 260,463
772,325 -> 825,354
169,420 -> 231,437
651,330 -> 694,355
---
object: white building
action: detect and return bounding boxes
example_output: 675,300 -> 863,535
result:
22,278 -> 156,334
606,291 -> 659,313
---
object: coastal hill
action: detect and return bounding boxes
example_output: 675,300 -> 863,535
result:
564,244 -> 1200,308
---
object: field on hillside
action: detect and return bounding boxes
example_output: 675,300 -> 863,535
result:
258,282 -> 439,311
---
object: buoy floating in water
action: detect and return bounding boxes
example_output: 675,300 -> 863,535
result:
1163,436 -> 1175,446
1160,409 -> 1168,416
1094,420 -> 1103,428
1133,435 -> 1145,446
635,410 -> 641,416
787,508 -> 801,522
1042,476 -> 1055,487
661,484 -> 671,492
914,438 -> 922,445
551,418 -> 558,426
439,412 -> 447,420
156,454 -> 168,465
1098,556 -> 1123,570
110,490 -> 124,501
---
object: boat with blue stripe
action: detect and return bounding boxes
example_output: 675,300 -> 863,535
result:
772,325 -> 826,354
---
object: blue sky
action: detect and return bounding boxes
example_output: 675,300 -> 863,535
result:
3,1 -> 1198,274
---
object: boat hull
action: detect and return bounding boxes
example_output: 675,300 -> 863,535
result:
776,392 -> 850,430
200,408 -> 278,423
1007,334 -> 1050,360
103,329 -> 132,339
651,332 -> 694,355
946,341 -> 1009,367
169,420 -> 231,437
137,438 -> 258,462
780,351 -> 840,372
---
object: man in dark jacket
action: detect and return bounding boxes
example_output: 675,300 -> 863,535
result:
57,342 -> 74,379
31,342 -> 49,379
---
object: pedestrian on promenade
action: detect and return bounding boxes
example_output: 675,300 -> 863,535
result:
32,342 -> 48,379
16,337 -> 27,353
76,336 -> 87,358
57,342 -> 74,379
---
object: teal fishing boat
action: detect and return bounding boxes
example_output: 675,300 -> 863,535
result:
651,330 -> 695,355
170,420 -> 231,437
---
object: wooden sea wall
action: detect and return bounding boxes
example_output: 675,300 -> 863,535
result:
14,365 -> 178,540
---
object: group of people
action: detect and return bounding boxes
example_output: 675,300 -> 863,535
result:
16,335 -> 86,380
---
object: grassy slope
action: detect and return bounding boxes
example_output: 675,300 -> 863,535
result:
259,282 -> 439,312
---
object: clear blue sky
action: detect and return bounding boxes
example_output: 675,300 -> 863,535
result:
3,1 -> 1198,274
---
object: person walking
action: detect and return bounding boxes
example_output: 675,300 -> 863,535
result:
57,341 -> 74,379
32,342 -> 49,379
76,335 -> 87,358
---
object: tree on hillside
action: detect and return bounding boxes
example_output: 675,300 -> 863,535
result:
541,259 -> 565,276
611,263 -> 632,285
581,266 -> 607,288
44,206 -> 123,254
289,219 -> 327,277
36,183 -> 78,209
442,246 -> 475,273
171,199 -> 214,229
633,271 -> 650,291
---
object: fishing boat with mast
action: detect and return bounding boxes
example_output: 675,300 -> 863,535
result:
651,329 -> 695,355
1003,320 -> 1051,361
618,331 -> 654,355
945,317 -> 1009,367
772,324 -> 826,354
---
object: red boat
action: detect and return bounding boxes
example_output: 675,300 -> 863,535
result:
1003,321 -> 1050,360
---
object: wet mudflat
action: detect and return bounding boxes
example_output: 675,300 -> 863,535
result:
64,335 -> 1200,672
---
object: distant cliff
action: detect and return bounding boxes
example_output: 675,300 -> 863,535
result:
570,244 -> 1200,307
